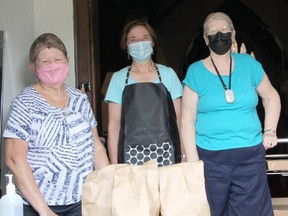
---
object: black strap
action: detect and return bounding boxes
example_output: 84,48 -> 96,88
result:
210,55 -> 232,90
125,64 -> 161,85
125,66 -> 131,85
155,64 -> 162,82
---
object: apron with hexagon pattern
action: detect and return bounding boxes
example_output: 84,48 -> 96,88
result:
118,65 -> 181,166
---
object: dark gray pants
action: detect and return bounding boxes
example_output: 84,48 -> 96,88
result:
24,201 -> 81,216
198,143 -> 274,216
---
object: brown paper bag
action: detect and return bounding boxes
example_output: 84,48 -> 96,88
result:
159,161 -> 210,216
112,160 -> 160,216
82,164 -> 128,216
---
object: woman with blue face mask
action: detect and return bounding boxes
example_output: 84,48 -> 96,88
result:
105,19 -> 184,166
182,12 -> 281,215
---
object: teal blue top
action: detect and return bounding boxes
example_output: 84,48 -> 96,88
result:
183,53 -> 264,150
105,64 -> 182,104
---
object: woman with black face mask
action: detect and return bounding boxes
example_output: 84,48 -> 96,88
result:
181,12 -> 281,216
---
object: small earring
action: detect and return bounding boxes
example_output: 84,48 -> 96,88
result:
127,51 -> 130,60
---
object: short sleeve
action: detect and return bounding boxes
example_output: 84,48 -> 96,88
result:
251,57 -> 265,87
182,63 -> 199,93
104,70 -> 127,104
81,93 -> 97,127
159,65 -> 182,100
3,98 -> 31,141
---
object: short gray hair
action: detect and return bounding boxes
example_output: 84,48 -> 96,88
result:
29,33 -> 68,63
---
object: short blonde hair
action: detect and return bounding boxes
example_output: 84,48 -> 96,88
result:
203,12 -> 234,36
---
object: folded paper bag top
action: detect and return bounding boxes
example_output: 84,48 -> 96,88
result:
82,160 -> 211,216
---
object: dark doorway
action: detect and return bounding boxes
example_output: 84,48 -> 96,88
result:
74,0 -> 288,197
95,0 -> 288,139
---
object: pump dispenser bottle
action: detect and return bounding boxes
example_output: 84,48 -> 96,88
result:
0,174 -> 23,216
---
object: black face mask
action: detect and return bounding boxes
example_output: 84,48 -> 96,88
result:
208,32 -> 232,55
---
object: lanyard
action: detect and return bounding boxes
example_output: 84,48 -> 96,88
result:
210,55 -> 232,90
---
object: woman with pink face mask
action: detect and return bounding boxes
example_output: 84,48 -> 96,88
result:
3,33 -> 109,216
105,19 -> 184,167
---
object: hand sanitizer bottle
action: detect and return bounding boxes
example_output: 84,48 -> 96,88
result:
0,174 -> 23,216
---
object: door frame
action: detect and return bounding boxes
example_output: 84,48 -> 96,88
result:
73,0 -> 103,135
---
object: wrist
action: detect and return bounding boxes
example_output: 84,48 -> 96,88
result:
263,128 -> 277,133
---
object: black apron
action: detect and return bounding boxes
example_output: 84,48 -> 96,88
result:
118,65 -> 181,166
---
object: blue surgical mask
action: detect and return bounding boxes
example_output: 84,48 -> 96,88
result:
128,41 -> 153,63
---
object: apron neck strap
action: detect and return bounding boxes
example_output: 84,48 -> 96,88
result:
125,64 -> 162,85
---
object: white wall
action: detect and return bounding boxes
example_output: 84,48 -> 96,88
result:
33,0 -> 75,86
0,0 -> 75,192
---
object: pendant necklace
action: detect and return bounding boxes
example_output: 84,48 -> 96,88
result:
210,54 -> 235,103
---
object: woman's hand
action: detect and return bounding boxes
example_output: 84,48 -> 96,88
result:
39,207 -> 58,216
263,131 -> 278,150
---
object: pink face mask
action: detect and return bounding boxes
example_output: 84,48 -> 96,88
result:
36,63 -> 68,86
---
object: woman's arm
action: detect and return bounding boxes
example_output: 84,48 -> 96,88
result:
93,128 -> 110,169
5,138 -> 57,216
257,73 -> 281,149
107,102 -> 122,164
181,86 -> 199,162
173,98 -> 186,161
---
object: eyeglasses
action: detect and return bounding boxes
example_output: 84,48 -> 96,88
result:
206,26 -> 232,36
